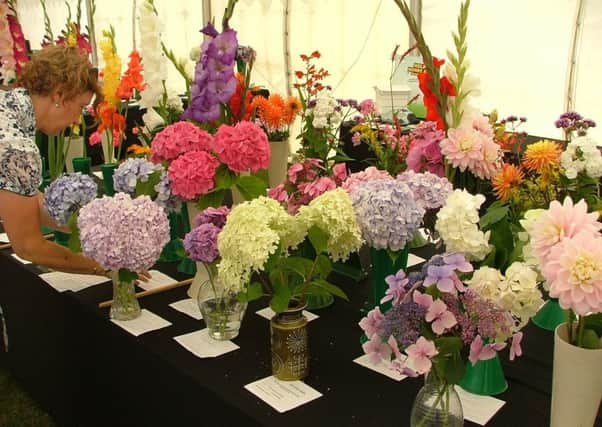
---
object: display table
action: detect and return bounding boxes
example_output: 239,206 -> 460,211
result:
0,248 -> 597,427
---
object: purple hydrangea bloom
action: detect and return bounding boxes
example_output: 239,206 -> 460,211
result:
381,301 -> 427,348
193,206 -> 230,228
183,223 -> 220,263
113,158 -> 180,213
43,173 -> 98,226
77,193 -> 170,271
396,170 -> 452,210
350,179 -> 425,251
181,22 -> 238,123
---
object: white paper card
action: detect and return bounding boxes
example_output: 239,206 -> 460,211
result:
11,254 -> 32,264
111,309 -> 172,337
244,376 -> 322,413
93,171 -> 103,180
173,329 -> 238,358
456,387 -> 505,425
353,354 -> 407,381
136,270 -> 177,291
407,253 -> 425,267
169,298 -> 203,320
0,232 -> 9,243
40,271 -> 108,292
255,307 -> 318,322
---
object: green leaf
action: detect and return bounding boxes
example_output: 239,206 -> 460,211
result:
315,254 -> 332,279
479,204 -> 509,230
270,279 -> 291,313
308,225 -> 329,254
309,279 -> 349,301
584,313 -> 602,336
135,170 -> 162,197
408,230 -> 428,249
488,218 -> 514,271
444,350 -> 466,385
214,164 -> 237,190
236,175 -> 268,201
434,336 -> 463,355
582,329 -> 601,349
197,189 -> 226,210
279,257 -> 314,279
118,268 -> 138,283
299,283 -> 331,296
238,281 -> 264,303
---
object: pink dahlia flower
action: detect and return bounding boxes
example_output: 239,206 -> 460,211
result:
440,127 -> 484,172
530,197 -> 601,265
212,121 -> 270,173
543,232 -> 602,315
150,121 -> 213,163
168,150 -> 220,200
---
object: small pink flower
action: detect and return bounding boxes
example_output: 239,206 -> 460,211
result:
287,163 -> 304,184
267,184 -> 288,203
352,132 -> 362,146
413,290 -> 433,309
359,307 -> 385,338
359,99 -> 377,116
362,334 -> 392,364
332,163 -> 348,183
468,335 -> 506,366
301,176 -> 336,199
382,270 -> 408,305
509,332 -> 523,361
425,300 -> 457,335
89,132 -> 101,146
471,115 -> 495,138
405,337 -> 438,374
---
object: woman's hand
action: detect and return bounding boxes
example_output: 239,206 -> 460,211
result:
137,270 -> 151,282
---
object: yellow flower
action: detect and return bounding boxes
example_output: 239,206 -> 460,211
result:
522,139 -> 562,172
99,32 -> 122,107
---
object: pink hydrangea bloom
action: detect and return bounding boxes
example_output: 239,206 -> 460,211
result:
406,121 -> 445,176
425,300 -> 457,335
362,333 -> 392,364
543,231 -> 602,315
168,150 -> 220,200
332,163 -> 348,182
212,121 -> 270,173
468,335 -> 506,366
529,197 -> 602,265
341,167 -> 392,192
150,122 -> 213,163
405,336 -> 438,374
358,307 -> 385,339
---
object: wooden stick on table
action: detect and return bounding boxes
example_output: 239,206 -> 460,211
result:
98,278 -> 194,309
0,233 -> 54,251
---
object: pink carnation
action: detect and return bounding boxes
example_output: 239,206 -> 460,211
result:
543,232 -> 602,315
530,197 -> 602,265
212,121 -> 270,173
341,166 -> 393,192
168,151 -> 220,200
150,121 -> 213,163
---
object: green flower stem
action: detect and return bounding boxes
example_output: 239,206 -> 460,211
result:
577,315 -> 586,347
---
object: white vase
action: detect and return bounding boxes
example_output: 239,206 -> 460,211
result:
550,323 -> 602,427
268,139 -> 289,188
101,131 -> 114,164
187,261 -> 212,300
186,201 -> 201,230
63,136 -> 84,173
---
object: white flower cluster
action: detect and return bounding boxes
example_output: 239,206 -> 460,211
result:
435,189 -> 491,261
138,0 -> 167,127
468,262 -> 544,329
518,209 -> 546,283
311,93 -> 341,129
560,136 -> 602,179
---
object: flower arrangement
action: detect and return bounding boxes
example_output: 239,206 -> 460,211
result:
77,193 -> 169,277
340,166 -> 393,192
251,93 -> 302,141
113,158 -> 180,213
268,158 -> 347,214
150,122 -> 213,163
0,1 -> 28,85
525,196 -> 602,348
218,189 -> 363,312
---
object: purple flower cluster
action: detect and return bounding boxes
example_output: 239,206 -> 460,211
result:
396,170 -> 452,210
43,173 -> 98,226
77,193 -> 170,271
184,206 -> 230,263
460,289 -> 513,340
350,179 -> 425,251
381,301 -> 427,348
555,111 -> 597,137
181,23 -> 238,123
113,158 -> 180,213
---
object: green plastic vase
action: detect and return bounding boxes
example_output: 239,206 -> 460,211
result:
370,246 -> 409,312
459,353 -> 508,396
72,157 -> 92,175
53,230 -> 70,248
159,211 -> 184,262
101,163 -> 118,196
532,298 -> 566,331
177,204 -> 196,275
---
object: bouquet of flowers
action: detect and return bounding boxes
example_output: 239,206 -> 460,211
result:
218,189 -> 363,312
268,158 -> 347,214
113,158 -> 180,213
252,93 -> 302,141
77,193 -> 169,319
43,172 -> 98,251
0,0 -> 28,85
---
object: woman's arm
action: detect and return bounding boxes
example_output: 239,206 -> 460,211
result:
36,192 -> 70,233
0,189 -> 105,275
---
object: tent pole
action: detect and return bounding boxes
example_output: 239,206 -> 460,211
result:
409,0 -> 422,47
132,0 -> 137,51
565,0 -> 586,113
283,0 -> 292,96
202,0 -> 212,27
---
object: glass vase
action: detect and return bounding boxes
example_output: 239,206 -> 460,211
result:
109,271 -> 141,321
410,373 -> 463,427
270,299 -> 310,380
197,280 -> 247,340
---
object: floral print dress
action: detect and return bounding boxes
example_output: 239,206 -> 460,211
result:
0,88 -> 41,196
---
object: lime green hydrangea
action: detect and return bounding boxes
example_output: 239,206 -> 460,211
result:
297,189 -> 363,262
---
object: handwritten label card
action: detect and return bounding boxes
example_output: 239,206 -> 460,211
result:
245,376 -> 322,413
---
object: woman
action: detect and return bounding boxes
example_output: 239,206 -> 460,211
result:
0,45 -> 123,277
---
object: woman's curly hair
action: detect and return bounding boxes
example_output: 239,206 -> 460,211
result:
17,45 -> 100,102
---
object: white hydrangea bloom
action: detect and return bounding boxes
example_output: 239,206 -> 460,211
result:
560,136 -> 602,179
311,93 -> 340,130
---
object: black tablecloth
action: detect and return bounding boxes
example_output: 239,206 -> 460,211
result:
1,248 -> 600,427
